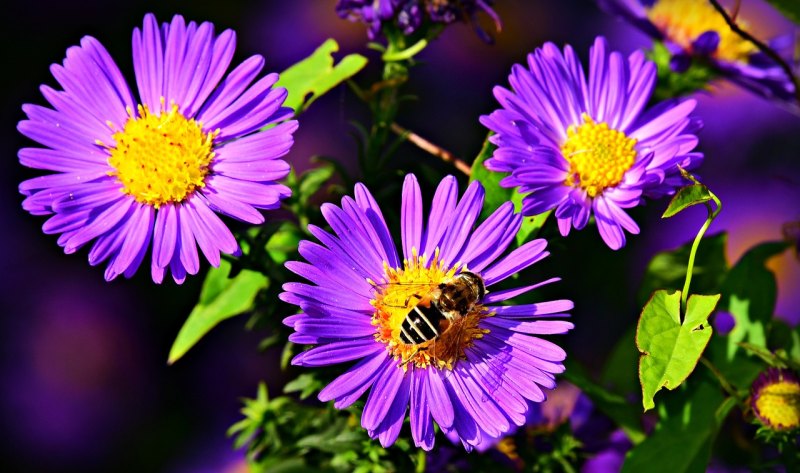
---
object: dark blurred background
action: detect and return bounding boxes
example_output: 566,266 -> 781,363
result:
0,1 -> 797,472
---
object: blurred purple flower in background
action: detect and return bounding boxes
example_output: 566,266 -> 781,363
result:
599,0 -> 797,105
282,173 -> 573,450
1,279 -> 150,470
481,36 -> 702,250
336,0 -> 501,41
17,13 -> 297,284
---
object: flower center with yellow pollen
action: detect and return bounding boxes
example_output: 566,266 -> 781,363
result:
560,114 -> 637,198
647,0 -> 757,62
106,103 -> 217,208
370,249 -> 489,370
755,379 -> 800,431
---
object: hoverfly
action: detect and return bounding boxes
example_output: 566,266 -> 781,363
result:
393,271 -> 486,346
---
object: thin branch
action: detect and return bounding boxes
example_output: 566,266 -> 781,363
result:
390,122 -> 472,176
708,0 -> 800,104
700,356 -> 748,410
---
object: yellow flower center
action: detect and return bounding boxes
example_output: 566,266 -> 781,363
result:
370,249 -> 489,370
755,380 -> 800,431
105,103 -> 217,208
647,0 -> 757,62
560,114 -> 637,198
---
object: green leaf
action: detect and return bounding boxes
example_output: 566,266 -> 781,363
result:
298,163 -> 336,203
637,233 -> 727,306
283,373 -> 325,400
470,132 -> 550,245
600,327 -> 639,397
470,135 -> 509,217
661,184 -> 712,218
637,290 -> 719,411
648,42 -> 718,101
622,374 -> 733,473
764,0 -> 800,23
564,360 -> 646,444
787,326 -> 800,364
266,222 -> 302,264
721,241 -> 790,360
513,194 -> 550,246
701,242 -> 788,389
277,39 -> 368,114
168,260 -> 268,364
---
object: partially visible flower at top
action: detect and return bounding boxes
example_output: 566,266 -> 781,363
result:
282,174 -> 573,450
598,0 -> 796,103
481,36 -> 702,250
336,0 -> 501,42
17,14 -> 296,283
751,368 -> 800,432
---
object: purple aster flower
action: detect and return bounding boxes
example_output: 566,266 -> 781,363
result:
480,36 -> 703,250
598,0 -> 796,103
18,14 -> 297,283
281,174 -> 573,450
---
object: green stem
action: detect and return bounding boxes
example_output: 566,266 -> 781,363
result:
557,455 -> 577,473
383,38 -> 429,62
415,448 -> 426,473
700,356 -> 747,409
679,175 -> 722,314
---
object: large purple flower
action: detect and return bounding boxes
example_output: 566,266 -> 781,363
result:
18,14 -> 297,283
599,0 -> 796,103
480,36 -> 703,250
281,174 -> 573,450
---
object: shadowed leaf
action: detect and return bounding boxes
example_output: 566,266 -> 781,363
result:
169,259 -> 268,364
662,184 -> 712,218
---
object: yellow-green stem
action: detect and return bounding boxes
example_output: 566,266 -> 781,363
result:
680,188 -> 722,315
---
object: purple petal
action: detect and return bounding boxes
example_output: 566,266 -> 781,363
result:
132,13 -> 164,110
489,299 -> 574,317
152,203 -> 178,268
354,183 -> 400,269
421,175 -> 458,257
375,374 -> 410,447
410,369 -> 435,450
319,350 -> 389,406
292,337 -> 380,367
482,239 -> 549,285
439,180 -> 485,266
401,174 -> 423,260
482,277 -> 561,303
426,369 -> 454,429
362,363 -> 405,431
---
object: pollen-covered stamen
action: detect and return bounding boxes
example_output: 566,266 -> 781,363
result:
560,113 -> 637,198
105,102 -> 217,208
647,0 -> 757,62
370,249 -> 490,370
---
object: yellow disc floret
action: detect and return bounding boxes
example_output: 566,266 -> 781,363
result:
647,0 -> 757,62
106,102 -> 217,208
754,378 -> 800,431
370,249 -> 489,370
560,114 -> 637,198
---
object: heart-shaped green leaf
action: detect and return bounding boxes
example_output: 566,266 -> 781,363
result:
637,290 -> 720,410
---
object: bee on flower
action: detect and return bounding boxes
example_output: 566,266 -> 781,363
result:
281,174 -> 573,450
